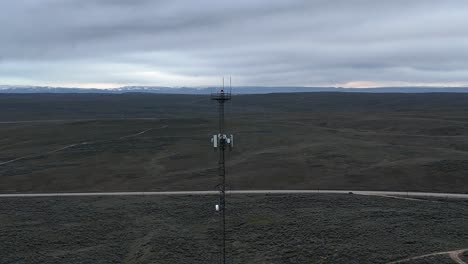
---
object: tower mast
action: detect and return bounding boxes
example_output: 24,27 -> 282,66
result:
211,77 -> 233,264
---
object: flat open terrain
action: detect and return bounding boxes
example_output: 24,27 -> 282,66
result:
1,93 -> 468,264
1,93 -> 468,193
1,194 -> 467,264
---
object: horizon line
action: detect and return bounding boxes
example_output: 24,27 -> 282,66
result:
2,84 -> 468,90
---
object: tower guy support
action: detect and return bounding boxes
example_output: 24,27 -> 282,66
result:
210,81 -> 233,264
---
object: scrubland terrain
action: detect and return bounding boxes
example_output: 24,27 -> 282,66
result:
1,93 -> 468,193
1,194 -> 467,264
1,93 -> 468,263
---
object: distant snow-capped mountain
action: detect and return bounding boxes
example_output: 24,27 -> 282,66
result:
1,85 -> 468,94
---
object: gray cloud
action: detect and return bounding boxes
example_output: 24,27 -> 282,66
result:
0,0 -> 467,87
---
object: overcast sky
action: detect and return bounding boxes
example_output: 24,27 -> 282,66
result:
1,0 -> 467,88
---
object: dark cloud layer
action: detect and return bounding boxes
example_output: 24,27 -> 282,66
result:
0,0 -> 467,87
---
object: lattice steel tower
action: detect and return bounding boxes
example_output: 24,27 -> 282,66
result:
211,77 -> 233,264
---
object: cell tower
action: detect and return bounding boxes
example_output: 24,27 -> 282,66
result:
211,77 -> 233,264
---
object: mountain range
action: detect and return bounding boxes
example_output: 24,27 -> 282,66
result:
2,85 -> 468,94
